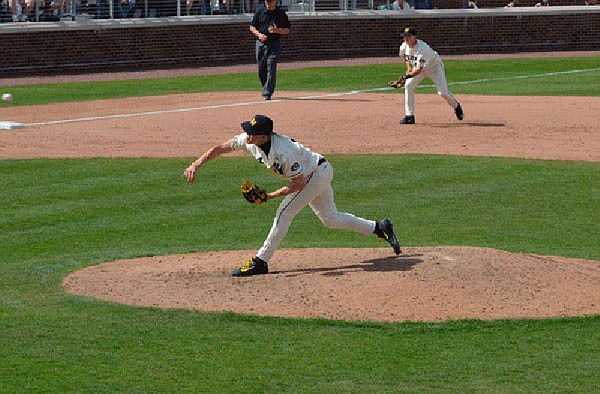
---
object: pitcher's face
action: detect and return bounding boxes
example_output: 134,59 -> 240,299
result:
403,35 -> 417,48
246,134 -> 270,145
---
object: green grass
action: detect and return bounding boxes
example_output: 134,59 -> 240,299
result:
2,57 -> 600,392
1,56 -> 599,106
1,156 -> 599,392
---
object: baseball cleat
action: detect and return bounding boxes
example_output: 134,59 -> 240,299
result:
454,104 -> 464,121
399,115 -> 415,125
232,257 -> 269,277
375,218 -> 402,255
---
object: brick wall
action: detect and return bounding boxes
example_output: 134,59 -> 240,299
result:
0,9 -> 598,77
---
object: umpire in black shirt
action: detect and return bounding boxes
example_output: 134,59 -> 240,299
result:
249,0 -> 291,100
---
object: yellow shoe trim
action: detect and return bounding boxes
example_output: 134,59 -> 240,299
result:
239,259 -> 255,273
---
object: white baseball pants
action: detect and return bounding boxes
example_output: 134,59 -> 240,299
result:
256,161 -> 376,262
404,61 -> 459,116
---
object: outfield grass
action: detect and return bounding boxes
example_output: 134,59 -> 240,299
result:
1,156 -> 599,392
1,57 -> 600,392
1,57 -> 599,106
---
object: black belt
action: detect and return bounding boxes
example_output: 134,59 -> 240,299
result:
318,157 -> 327,166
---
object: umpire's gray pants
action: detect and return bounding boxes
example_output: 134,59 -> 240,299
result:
255,40 -> 282,98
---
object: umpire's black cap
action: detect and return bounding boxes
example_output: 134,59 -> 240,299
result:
241,114 -> 273,135
401,27 -> 418,37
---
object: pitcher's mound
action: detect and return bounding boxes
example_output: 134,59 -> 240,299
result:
63,246 -> 600,322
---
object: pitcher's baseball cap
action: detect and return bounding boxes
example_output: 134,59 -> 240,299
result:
401,27 -> 417,37
241,114 -> 273,135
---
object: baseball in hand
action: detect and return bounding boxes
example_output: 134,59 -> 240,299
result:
1,93 -> 13,102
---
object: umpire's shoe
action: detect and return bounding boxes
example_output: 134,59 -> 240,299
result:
454,103 -> 464,121
232,257 -> 269,277
375,218 -> 402,255
400,115 -> 415,124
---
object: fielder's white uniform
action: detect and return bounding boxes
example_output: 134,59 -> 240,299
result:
399,39 -> 459,116
232,131 -> 376,262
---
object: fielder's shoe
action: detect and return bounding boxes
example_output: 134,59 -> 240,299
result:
400,115 -> 415,124
263,95 -> 272,101
374,218 -> 402,255
232,257 -> 269,277
454,104 -> 464,121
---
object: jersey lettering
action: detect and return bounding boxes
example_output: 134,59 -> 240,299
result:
272,161 -> 284,175
233,132 -> 319,179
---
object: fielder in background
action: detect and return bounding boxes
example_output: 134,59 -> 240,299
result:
249,0 -> 291,101
398,27 -> 464,125
183,114 -> 402,277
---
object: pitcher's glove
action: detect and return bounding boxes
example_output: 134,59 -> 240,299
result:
388,75 -> 410,88
241,180 -> 268,205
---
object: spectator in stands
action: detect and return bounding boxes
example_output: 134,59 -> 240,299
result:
10,0 -> 32,21
244,0 -> 255,13
187,0 -> 197,14
407,0 -> 435,9
535,0 -> 550,6
8,0 -> 18,21
187,0 -> 213,15
93,0 -> 140,18
118,0 -> 136,17
35,0 -> 60,20
224,0 -> 236,13
461,0 -> 479,8
505,0 -> 519,6
249,0 -> 291,100
210,0 -> 221,13
53,0 -> 68,16
583,0 -> 596,5
392,0 -> 412,10
1,0 -> 13,22
96,0 -> 107,18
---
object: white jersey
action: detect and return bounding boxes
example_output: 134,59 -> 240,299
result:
231,132 -> 321,179
399,39 -> 442,71
398,39 -> 459,117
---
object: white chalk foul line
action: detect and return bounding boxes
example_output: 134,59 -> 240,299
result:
366,66 -> 600,91
25,100 -> 268,127
24,67 -> 600,127
25,91 -> 368,127
442,66 -> 600,87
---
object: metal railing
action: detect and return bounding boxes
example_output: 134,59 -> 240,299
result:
2,0 -> 594,22
0,0 -> 325,22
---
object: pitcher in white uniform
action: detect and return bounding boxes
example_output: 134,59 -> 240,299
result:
184,114 -> 401,277
398,27 -> 464,124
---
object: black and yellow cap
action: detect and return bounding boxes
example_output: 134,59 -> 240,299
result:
241,114 -> 273,135
401,27 -> 417,37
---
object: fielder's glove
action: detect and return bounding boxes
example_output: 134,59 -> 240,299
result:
241,180 -> 268,205
387,75 -> 410,89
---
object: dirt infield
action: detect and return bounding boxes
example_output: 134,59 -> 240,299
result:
2,61 -> 599,322
2,92 -> 600,161
63,247 -> 600,322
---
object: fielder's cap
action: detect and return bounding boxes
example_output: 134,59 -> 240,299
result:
241,114 -> 273,135
401,27 -> 418,37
